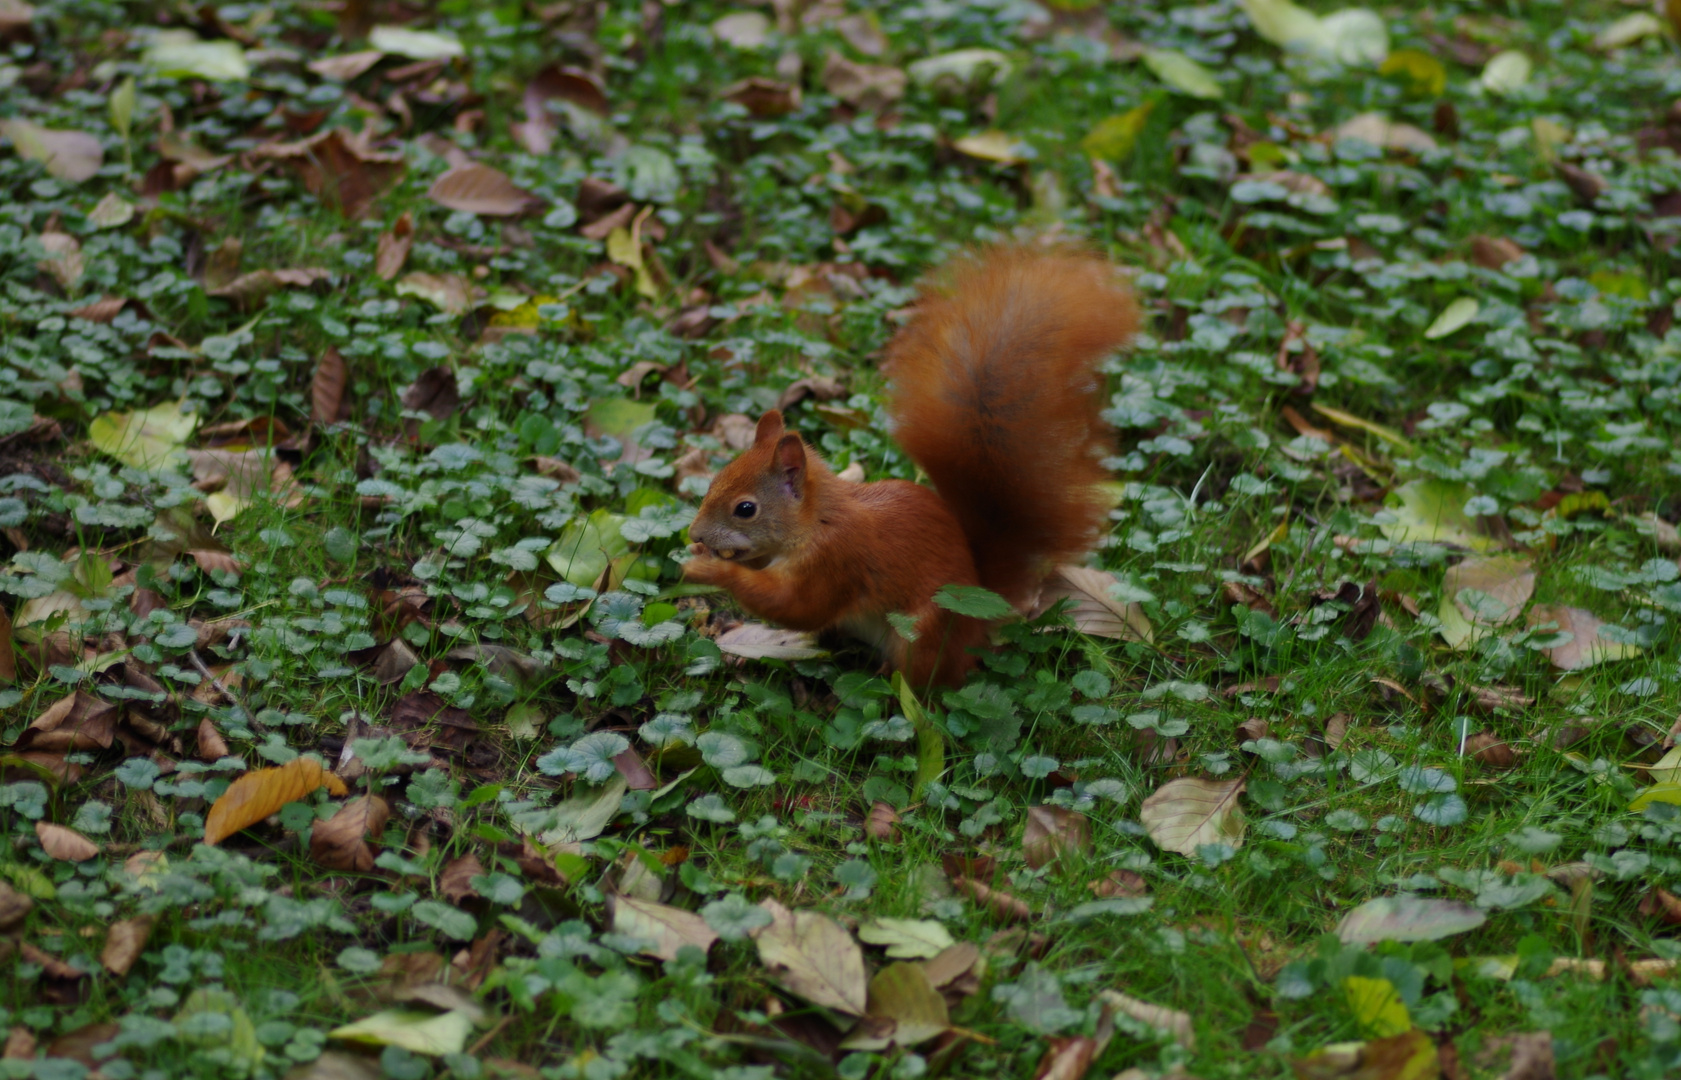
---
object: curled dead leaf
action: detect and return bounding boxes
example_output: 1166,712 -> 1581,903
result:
309,795 -> 391,873
251,128 -> 405,220
204,756 -> 348,845
376,210 -> 414,281
951,877 -> 1033,922
312,347 -> 348,425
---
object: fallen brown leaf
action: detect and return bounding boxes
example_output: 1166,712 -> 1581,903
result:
100,915 -> 156,977
375,210 -> 414,281
21,692 -> 117,751
1022,805 -> 1090,870
440,852 -> 485,902
864,801 -> 900,842
822,51 -> 907,109
1466,731 -> 1517,769
951,877 -> 1033,922
35,821 -> 99,862
427,163 -> 542,217
754,898 -> 868,1016
1033,565 -> 1153,641
251,128 -> 405,220
609,895 -> 719,962
312,346 -> 349,425
309,795 -> 391,873
1089,869 -> 1148,899
204,756 -> 348,845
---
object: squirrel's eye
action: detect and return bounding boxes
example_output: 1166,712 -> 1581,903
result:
733,500 -> 757,519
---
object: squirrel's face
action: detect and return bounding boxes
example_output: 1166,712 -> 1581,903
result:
689,410 -> 807,568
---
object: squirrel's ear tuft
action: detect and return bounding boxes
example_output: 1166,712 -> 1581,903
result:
753,410 -> 786,446
774,433 -> 806,495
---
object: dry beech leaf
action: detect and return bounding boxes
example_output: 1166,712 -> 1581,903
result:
1139,778 -> 1246,857
427,163 -> 541,217
309,795 -> 391,873
1098,989 -> 1195,1050
609,895 -> 718,962
376,211 -> 414,281
312,347 -> 348,425
753,898 -> 868,1016
721,77 -> 802,117
100,916 -> 156,977
1034,565 -> 1154,642
1336,895 -> 1486,945
1022,806 -> 1091,870
35,821 -> 100,862
204,756 -> 349,845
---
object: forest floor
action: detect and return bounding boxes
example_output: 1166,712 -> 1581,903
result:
3,1 -> 1681,1078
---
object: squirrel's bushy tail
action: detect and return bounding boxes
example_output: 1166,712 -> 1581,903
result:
884,247 -> 1138,608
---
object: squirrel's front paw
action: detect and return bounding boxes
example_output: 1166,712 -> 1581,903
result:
682,553 -> 729,586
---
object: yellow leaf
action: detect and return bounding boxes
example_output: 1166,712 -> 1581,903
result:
952,130 -> 1028,165
1595,13 -> 1665,51
1378,49 -> 1446,96
1631,783 -> 1681,812
606,205 -> 659,299
1310,403 -> 1414,451
1531,117 -> 1571,162
205,490 -> 247,524
87,401 -> 197,471
1142,49 -> 1222,99
1480,50 -> 1531,96
1343,975 -> 1411,1038
204,757 -> 348,846
1081,103 -> 1155,163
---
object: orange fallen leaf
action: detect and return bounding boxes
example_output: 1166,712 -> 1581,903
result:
204,757 -> 348,845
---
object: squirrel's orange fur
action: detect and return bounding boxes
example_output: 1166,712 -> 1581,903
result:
684,247 -> 1138,688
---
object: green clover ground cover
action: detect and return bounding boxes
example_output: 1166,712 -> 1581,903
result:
2,0 -> 1681,1077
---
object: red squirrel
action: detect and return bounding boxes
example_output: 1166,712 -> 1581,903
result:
683,246 -> 1139,688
